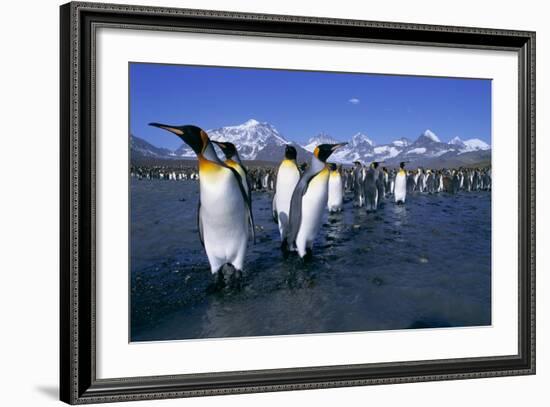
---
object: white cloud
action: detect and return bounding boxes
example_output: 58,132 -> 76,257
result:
348,98 -> 360,105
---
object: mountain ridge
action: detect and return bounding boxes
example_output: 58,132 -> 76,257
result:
132,119 -> 491,168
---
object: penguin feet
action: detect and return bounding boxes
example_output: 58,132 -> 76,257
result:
280,238 -> 288,252
302,248 -> 313,262
207,270 -> 226,293
211,264 -> 244,292
280,239 -> 291,259
228,268 -> 244,291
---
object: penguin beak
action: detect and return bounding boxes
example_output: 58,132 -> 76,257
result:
331,143 -> 347,151
148,122 -> 184,136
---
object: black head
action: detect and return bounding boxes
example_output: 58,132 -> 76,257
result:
149,123 -> 207,155
371,161 -> 379,169
399,161 -> 406,169
211,140 -> 238,160
327,163 -> 337,171
313,143 -> 347,163
353,161 -> 362,167
285,145 -> 297,160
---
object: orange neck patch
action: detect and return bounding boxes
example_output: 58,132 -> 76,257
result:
281,159 -> 297,168
198,155 -> 223,175
225,159 -> 239,170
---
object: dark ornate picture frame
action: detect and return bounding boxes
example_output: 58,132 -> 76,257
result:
60,2 -> 535,404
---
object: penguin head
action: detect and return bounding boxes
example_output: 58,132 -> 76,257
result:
211,140 -> 238,160
353,161 -> 362,167
285,145 -> 297,160
314,143 -> 347,162
371,161 -> 379,169
149,123 -> 207,155
399,161 -> 406,169
327,163 -> 337,171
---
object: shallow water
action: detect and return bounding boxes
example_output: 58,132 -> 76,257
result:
130,179 -> 491,341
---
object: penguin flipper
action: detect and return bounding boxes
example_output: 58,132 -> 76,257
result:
241,167 -> 256,244
247,205 -> 256,244
272,194 -> 278,223
225,165 -> 256,244
197,200 -> 205,248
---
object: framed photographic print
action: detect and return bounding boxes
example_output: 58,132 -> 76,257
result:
60,1 -> 536,404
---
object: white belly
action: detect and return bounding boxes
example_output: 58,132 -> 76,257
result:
327,173 -> 343,211
394,172 -> 407,203
274,163 -> 300,238
199,168 -> 248,273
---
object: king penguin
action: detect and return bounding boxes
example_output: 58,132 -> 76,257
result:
149,123 -> 254,286
272,145 -> 301,248
327,163 -> 344,213
287,143 -> 347,259
352,161 -> 365,207
364,162 -> 379,212
394,161 -> 407,204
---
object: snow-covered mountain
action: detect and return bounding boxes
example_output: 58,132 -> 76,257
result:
418,129 -> 440,143
304,129 -> 490,166
174,119 -> 310,161
304,133 -> 342,152
131,120 -> 490,168
398,129 -> 457,160
309,132 -> 377,163
464,138 -> 490,151
391,137 -> 412,148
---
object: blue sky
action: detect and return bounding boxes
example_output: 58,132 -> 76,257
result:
130,63 -> 491,150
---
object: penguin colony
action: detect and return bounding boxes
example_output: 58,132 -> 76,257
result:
147,123 -> 491,288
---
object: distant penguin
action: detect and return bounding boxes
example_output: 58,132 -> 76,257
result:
352,161 -> 364,207
364,162 -> 379,212
436,171 -> 444,192
272,145 -> 301,247
394,162 -> 407,204
389,170 -> 396,195
407,170 -> 417,193
377,165 -> 385,202
458,170 -> 465,190
327,163 -> 344,213
414,169 -> 423,192
287,143 -> 347,258
472,170 -> 480,191
463,170 -> 472,191
426,169 -> 436,194
451,170 -> 460,194
262,171 -> 269,191
483,169 -> 492,191
149,123 -> 254,286
381,167 -> 389,198
420,169 -> 429,193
